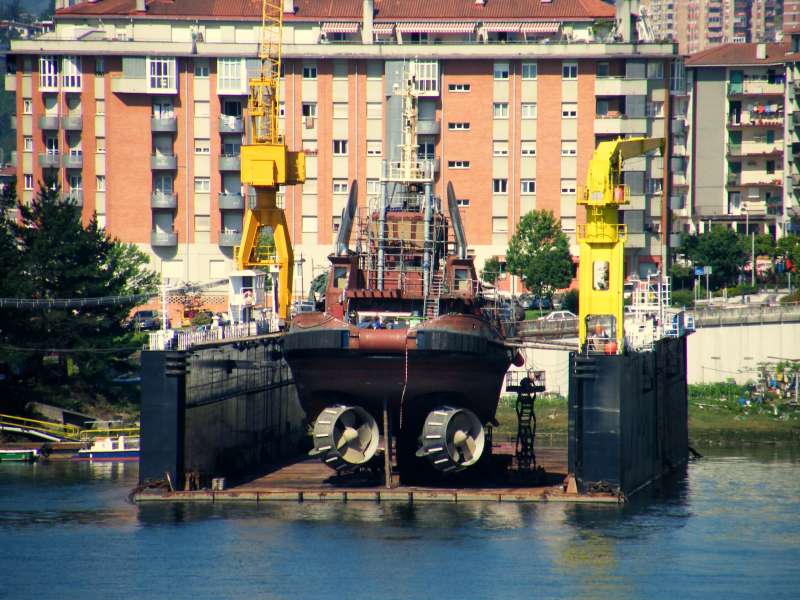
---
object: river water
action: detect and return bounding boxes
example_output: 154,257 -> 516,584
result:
1,446 -> 798,600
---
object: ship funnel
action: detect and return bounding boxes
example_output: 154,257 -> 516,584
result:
309,405 -> 380,471
416,407 -> 485,472
335,181 -> 358,255
447,182 -> 467,259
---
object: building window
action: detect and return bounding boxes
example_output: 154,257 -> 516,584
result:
333,139 -> 348,155
39,56 -> 58,90
147,57 -> 176,92
302,215 -> 318,233
766,160 -> 775,175
279,103 -> 285,118
560,179 -> 577,194
194,62 -> 209,77
448,83 -> 470,92
447,160 -> 470,169
418,139 -> 435,159
23,99 -> 32,114
521,102 -> 537,119
302,64 -> 317,79
457,198 -> 470,207
767,130 -> 775,144
493,62 -> 510,80
493,141 -> 508,156
646,101 -> 663,117
561,102 -> 577,118
194,177 -> 210,192
413,60 -> 439,95
217,58 -> 245,94
367,179 -> 380,195
492,217 -> 508,233
96,99 -> 105,115
24,174 -> 34,190
96,175 -> 106,192
521,141 -> 536,156
647,62 -> 664,80
493,178 -> 508,194
333,180 -> 348,194
194,139 -> 210,154
521,180 -> 536,194
95,57 -> 105,76
596,62 -> 610,77
561,141 -> 577,156
96,137 -> 105,153
24,136 -> 32,152
521,62 -> 537,80
332,215 -> 341,233
646,178 -> 663,195
493,102 -> 509,118
367,140 -> 382,156
562,62 -> 578,80
448,122 -> 470,130
302,103 -> 317,118
62,56 -> 82,90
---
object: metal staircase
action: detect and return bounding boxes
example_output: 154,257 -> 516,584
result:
423,266 -> 444,319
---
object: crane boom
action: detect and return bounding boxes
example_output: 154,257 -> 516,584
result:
233,0 -> 305,323
577,136 -> 665,353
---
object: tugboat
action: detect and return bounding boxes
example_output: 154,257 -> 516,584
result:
283,65 -> 520,482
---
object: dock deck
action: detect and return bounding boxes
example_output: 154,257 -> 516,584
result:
134,446 -> 621,504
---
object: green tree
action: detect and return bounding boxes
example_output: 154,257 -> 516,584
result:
777,234 -> 800,271
753,233 -> 776,259
481,256 -> 502,285
4,185 -> 158,381
308,272 -> 327,301
505,210 -> 573,304
681,227 -> 748,289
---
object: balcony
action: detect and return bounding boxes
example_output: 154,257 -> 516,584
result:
793,112 -> 800,126
594,76 -> 648,96
151,154 -> 177,170
670,195 -> 686,210
61,114 -> 83,130
727,173 -> 741,186
670,233 -> 683,248
218,193 -> 245,210
417,119 -> 441,136
626,233 -> 646,248
672,119 -> 686,135
728,82 -> 784,97
726,145 -> 782,158
151,116 -> 177,133
792,172 -> 800,187
219,154 -> 241,171
65,190 -> 83,206
728,117 -> 783,129
62,153 -> 83,169
38,115 -> 60,130
219,231 -> 242,247
151,230 -> 178,246
594,116 -> 648,135
219,115 -> 244,134
151,191 -> 178,209
37,152 -> 60,168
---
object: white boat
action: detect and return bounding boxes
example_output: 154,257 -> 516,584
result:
77,436 -> 139,461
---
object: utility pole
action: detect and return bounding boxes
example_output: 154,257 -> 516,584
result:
751,231 -> 755,288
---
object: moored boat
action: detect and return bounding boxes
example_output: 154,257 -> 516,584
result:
77,436 -> 140,461
0,449 -> 39,462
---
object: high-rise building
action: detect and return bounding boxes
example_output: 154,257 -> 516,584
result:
5,0 -> 680,290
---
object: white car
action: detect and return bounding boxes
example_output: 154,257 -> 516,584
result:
538,310 -> 578,322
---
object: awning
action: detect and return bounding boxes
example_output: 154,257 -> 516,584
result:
321,22 -> 359,34
372,22 -> 395,36
520,22 -> 560,34
483,22 -> 521,33
396,22 -> 476,35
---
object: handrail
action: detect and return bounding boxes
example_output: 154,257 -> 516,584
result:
0,413 -> 82,440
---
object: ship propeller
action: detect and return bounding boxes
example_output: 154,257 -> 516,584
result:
310,405 -> 379,472
416,407 -> 485,473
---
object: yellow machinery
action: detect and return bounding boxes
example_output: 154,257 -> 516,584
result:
235,1 -> 305,321
577,137 -> 664,353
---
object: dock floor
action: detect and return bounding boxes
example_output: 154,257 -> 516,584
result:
135,446 -> 621,504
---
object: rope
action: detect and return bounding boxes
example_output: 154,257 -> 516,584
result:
399,337 -> 409,429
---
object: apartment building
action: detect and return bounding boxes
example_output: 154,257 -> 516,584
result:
680,43 -> 789,235
5,0 -> 680,290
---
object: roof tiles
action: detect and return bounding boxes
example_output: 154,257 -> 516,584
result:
685,42 -> 789,67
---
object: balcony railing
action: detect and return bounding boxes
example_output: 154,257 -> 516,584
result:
151,191 -> 177,209
219,154 -> 241,171
65,190 -> 83,206
219,115 -> 244,134
218,193 -> 244,210
37,152 -> 60,168
62,153 -> 83,169
417,119 -> 441,136
61,114 -> 83,130
38,115 -> 60,130
151,154 -> 177,170
728,81 -> 784,96
151,230 -> 178,246
151,116 -> 177,133
219,231 -> 242,247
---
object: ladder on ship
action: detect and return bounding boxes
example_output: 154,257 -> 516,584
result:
423,265 -> 444,319
505,371 -> 546,470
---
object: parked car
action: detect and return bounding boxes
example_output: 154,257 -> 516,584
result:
127,310 -> 162,331
537,310 -> 578,322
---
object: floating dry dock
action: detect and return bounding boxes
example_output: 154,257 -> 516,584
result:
133,447 -> 620,504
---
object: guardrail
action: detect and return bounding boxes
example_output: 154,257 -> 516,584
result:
147,320 -> 273,351
0,413 -> 82,441
689,303 -> 800,327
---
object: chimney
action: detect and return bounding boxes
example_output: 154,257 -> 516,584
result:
136,0 -> 146,12
362,0 -> 373,44
756,43 -> 767,59
283,0 -> 295,14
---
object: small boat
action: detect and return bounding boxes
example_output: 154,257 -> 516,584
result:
0,448 -> 39,462
77,436 -> 139,461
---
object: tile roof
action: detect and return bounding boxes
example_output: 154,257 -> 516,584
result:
57,0 -> 615,21
685,42 -> 788,67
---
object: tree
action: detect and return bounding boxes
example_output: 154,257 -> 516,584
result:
505,210 -> 573,304
481,256 -> 501,285
680,227 -> 748,289
777,234 -> 800,272
3,185 -> 158,381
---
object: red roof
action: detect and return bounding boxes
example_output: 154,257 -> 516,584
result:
685,42 -> 788,67
57,0 -> 614,21
0,166 -> 15,178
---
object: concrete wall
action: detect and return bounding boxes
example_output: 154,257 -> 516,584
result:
693,67 -> 727,217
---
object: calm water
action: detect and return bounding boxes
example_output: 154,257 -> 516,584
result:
1,447 -> 798,600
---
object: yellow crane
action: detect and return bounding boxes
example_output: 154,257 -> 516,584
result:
577,136 -> 664,353
231,0 -> 305,323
